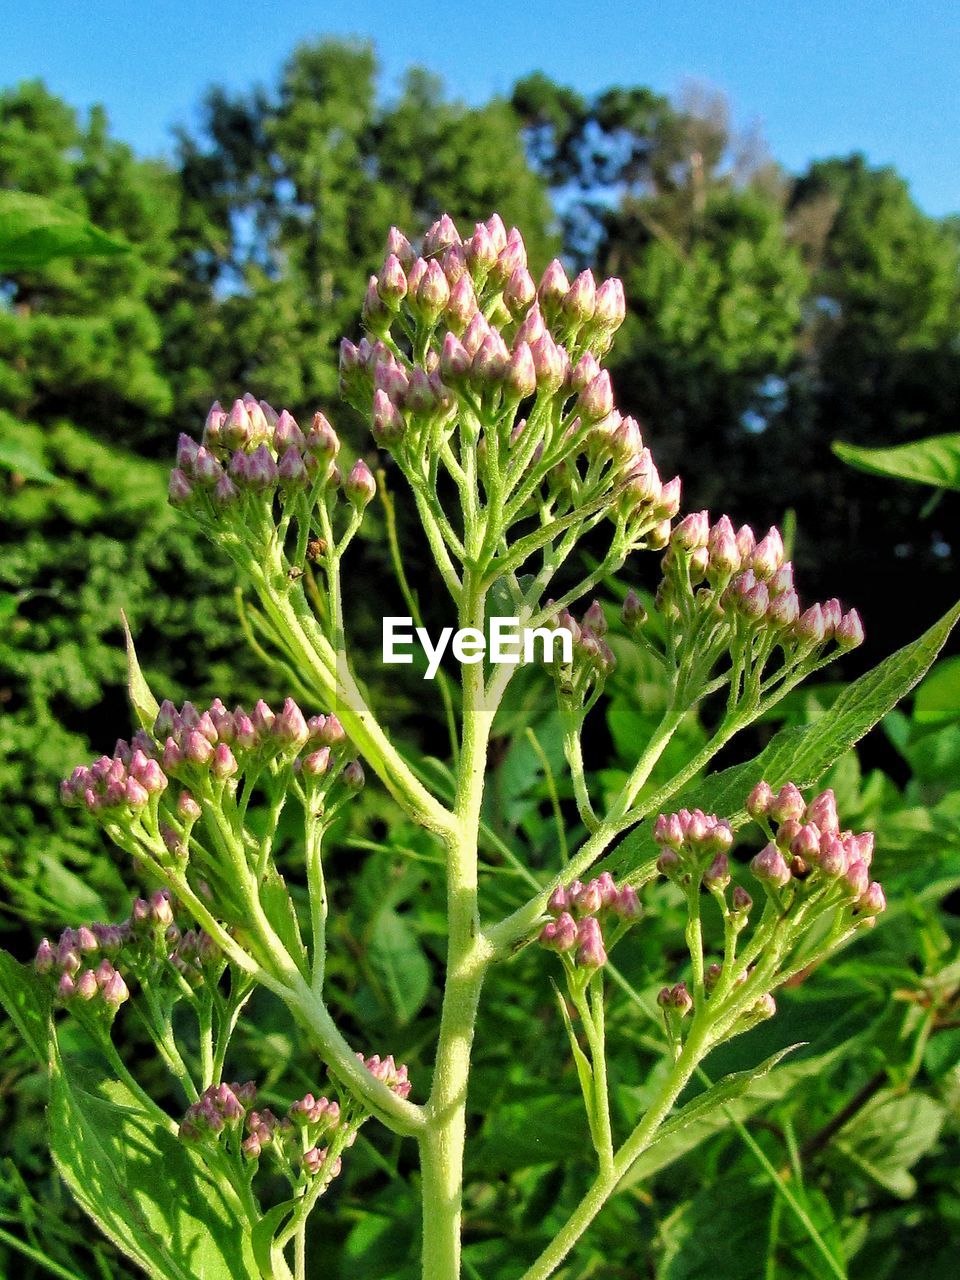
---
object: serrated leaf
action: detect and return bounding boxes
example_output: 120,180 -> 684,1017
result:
49,1051 -> 259,1278
610,599 -> 960,878
367,909 -> 431,1026
833,434 -> 960,491
0,950 -> 52,1064
0,191 -> 130,271
0,437 -> 57,483
121,609 -> 159,731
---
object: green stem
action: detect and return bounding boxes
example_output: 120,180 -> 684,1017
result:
419,572 -> 496,1280
519,1017 -> 713,1280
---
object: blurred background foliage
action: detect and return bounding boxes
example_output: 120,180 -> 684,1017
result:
1,37 -> 959,1279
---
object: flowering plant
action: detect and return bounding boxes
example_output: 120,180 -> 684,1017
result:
2,212 -> 958,1280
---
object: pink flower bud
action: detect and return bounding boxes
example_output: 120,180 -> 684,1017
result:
538,259 -> 571,315
561,269 -> 596,324
465,222 -> 497,272
76,969 -> 99,1000
673,510 -> 710,551
575,916 -> 607,969
752,528 -> 784,578
345,459 -> 376,509
447,274 -> 478,331
182,730 -> 214,766
708,516 -> 740,577
124,777 -> 149,808
417,260 -> 450,320
703,853 -> 730,891
578,370 -> 614,421
210,743 -> 237,780
372,389 -> 406,445
614,884 -> 642,920
844,859 -> 869,897
806,790 -> 839,834
594,277 -> 626,329
746,781 -> 773,818
769,589 -> 800,628
472,332 -> 510,384
503,266 -> 536,314
168,469 -> 193,506
499,341 -> 535,402
424,214 -> 461,256
514,302 -> 545,348
102,970 -> 129,1008
530,333 -> 565,391
657,476 -> 682,519
278,447 -> 307,489
769,562 -> 795,597
342,760 -> 365,791
791,823 -> 821,863
546,884 -> 568,915
301,747 -> 331,778
440,331 -> 472,385
770,783 -> 805,823
221,399 -> 252,450
202,400 -> 226,447
272,409 -> 305,453
859,881 -> 886,915
35,939 -> 55,973
818,835 -> 847,877
377,254 -> 408,306
307,412 -> 339,459
795,604 -> 826,644
732,885 -> 753,914
385,226 -> 414,269
836,610 -> 865,649
751,843 -> 791,888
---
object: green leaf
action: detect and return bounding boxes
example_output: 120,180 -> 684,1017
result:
620,1038 -> 855,1184
832,1091 -> 945,1198
121,609 -> 160,731
551,980 -> 599,1153
367,909 -> 431,1026
832,434 -> 960,491
610,599 -> 960,878
251,1202 -> 296,1280
0,191 -> 130,271
0,436 -> 57,483
49,1052 -> 259,1279
913,655 -> 960,725
259,863 -> 308,975
0,950 -> 52,1064
619,1045 -> 800,1188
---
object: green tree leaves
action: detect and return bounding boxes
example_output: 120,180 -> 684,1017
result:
0,191 -> 129,272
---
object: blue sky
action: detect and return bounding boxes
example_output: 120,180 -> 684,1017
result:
6,1 -> 960,215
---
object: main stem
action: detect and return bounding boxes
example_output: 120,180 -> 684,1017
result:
420,571 -> 494,1279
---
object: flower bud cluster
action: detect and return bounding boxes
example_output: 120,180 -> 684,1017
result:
180,1080 -> 257,1142
657,513 -> 864,692
61,697 -> 364,853
359,1052 -> 413,1100
339,214 -> 678,567
35,889 -> 222,1016
35,922 -> 130,1014
746,782 -> 885,916
538,872 -> 641,971
653,809 -> 736,893
169,393 -> 377,555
